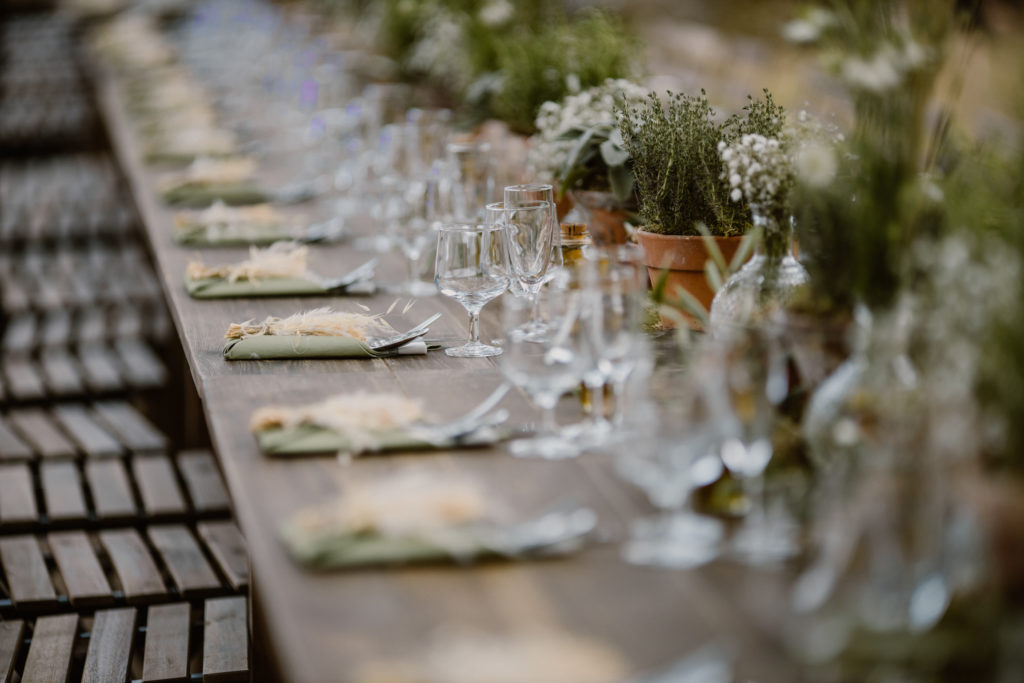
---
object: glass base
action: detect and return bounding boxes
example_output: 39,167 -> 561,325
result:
508,434 -> 579,460
445,342 -> 502,358
404,280 -> 438,297
560,418 -> 614,450
729,514 -> 801,567
623,512 -> 724,569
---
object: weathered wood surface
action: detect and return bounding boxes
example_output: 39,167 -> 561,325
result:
98,72 -> 798,682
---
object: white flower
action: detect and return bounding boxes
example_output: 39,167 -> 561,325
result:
730,188 -> 742,202
782,19 -> 821,44
794,140 -> 837,188
841,49 -> 903,93
478,0 -> 514,27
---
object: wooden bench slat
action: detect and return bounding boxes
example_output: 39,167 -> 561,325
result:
178,451 -> 230,514
196,522 -> 247,592
133,455 -> 187,518
76,308 -> 108,345
52,404 -> 123,458
2,357 -> 46,401
2,314 -> 37,354
99,529 -> 167,603
147,525 -> 221,597
202,597 -> 248,683
0,535 -> 57,607
21,614 -> 78,683
82,607 -> 137,683
94,401 -> 168,454
85,459 -> 137,520
77,344 -> 124,393
113,304 -> 144,339
39,351 -> 85,397
48,531 -> 114,607
0,620 -> 24,683
8,409 -> 76,459
0,463 -> 38,525
142,603 -> 191,683
114,338 -> 166,389
1,276 -> 30,315
0,414 -> 33,460
40,310 -> 72,349
40,461 -> 88,523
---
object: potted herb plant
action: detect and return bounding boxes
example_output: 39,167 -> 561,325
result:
617,89 -> 785,321
529,78 -> 648,244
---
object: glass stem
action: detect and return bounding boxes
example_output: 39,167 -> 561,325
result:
540,401 -> 558,436
610,379 -> 627,429
586,377 -> 605,427
406,252 -> 419,285
467,309 -> 481,345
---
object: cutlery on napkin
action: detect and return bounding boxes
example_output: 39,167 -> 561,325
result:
250,388 -> 500,457
279,471 -> 596,569
222,308 -> 439,360
185,242 -> 375,298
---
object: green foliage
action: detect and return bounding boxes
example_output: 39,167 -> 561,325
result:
617,89 -> 784,236
486,11 -> 637,134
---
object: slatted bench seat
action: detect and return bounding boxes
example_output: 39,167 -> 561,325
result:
0,524 -> 248,611
0,599 -> 250,683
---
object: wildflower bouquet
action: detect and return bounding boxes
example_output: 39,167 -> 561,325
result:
528,79 -> 648,202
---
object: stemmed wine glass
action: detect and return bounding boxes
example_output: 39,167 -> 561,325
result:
618,349 -> 729,569
718,326 -> 799,566
500,288 -> 590,459
497,200 -> 557,337
504,183 -> 563,279
434,221 -> 509,357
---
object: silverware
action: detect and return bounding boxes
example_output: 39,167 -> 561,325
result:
489,507 -> 598,557
368,312 -> 442,352
321,258 -> 378,292
303,217 -> 345,243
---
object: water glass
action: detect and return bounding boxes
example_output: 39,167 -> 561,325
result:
447,141 -> 494,221
500,288 -> 589,459
435,222 -> 509,357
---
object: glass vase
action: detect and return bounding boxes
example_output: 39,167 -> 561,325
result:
710,206 -> 809,329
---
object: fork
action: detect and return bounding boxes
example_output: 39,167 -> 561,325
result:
367,312 -> 442,352
320,258 -> 378,292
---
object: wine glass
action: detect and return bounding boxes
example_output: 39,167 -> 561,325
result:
504,183 -> 564,280
447,141 -> 494,221
718,327 -> 799,566
499,200 -> 557,336
618,350 -> 728,569
434,221 -> 509,357
500,288 -> 589,459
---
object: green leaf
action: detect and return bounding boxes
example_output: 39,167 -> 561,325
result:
696,222 -> 728,273
704,259 -> 724,292
564,127 -> 597,171
599,138 -> 630,168
731,226 -> 761,273
669,285 -> 710,328
607,163 -> 634,203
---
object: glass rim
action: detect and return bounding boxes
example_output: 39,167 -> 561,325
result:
504,183 -> 554,192
436,220 -> 503,232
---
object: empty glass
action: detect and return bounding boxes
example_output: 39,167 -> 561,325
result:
434,221 -> 510,357
500,288 -> 589,459
618,351 -> 728,569
500,200 -> 557,336
447,141 -> 494,221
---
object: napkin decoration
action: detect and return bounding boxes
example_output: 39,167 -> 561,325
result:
221,307 -> 429,359
251,391 -> 425,456
174,202 -> 303,246
188,241 -> 309,283
159,157 -> 265,206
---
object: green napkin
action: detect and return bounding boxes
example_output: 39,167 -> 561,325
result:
174,223 -> 299,247
281,524 -> 499,569
161,183 -> 267,207
256,424 -> 436,455
186,276 -> 328,298
223,335 -> 382,360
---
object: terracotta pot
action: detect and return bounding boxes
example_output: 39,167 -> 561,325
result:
569,190 -> 632,246
635,229 -> 743,326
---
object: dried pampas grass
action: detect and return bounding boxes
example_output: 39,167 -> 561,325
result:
225,306 -> 390,341
252,391 -> 426,455
188,241 -> 309,282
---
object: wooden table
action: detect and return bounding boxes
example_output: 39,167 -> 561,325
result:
96,72 -> 799,682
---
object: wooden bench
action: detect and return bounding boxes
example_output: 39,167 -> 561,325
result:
0,403 -> 232,531
0,524 -> 248,611
0,599 -> 250,682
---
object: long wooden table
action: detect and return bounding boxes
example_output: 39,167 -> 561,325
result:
96,71 -> 799,682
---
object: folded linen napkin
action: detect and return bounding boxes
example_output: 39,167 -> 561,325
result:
222,307 -> 430,360
185,242 -> 372,298
173,202 -> 305,246
159,157 -> 265,207
279,471 -> 593,569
